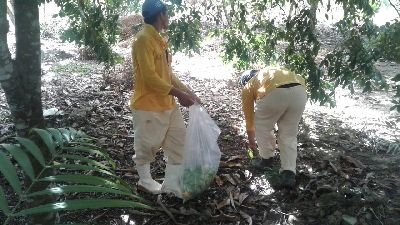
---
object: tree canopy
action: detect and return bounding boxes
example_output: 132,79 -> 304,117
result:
49,0 -> 400,110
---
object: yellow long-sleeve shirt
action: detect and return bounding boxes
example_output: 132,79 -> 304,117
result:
130,24 -> 191,111
241,67 -> 306,132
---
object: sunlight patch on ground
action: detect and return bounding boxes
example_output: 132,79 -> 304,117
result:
120,215 -> 136,225
172,51 -> 236,80
249,174 -> 275,196
306,86 -> 399,143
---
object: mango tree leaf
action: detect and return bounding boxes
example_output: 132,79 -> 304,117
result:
15,137 -> 46,167
38,175 -> 132,193
1,144 -> 35,181
14,199 -> 152,217
32,129 -> 56,156
0,151 -> 22,195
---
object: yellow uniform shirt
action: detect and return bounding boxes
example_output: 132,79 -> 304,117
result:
131,24 -> 190,111
241,67 -> 306,132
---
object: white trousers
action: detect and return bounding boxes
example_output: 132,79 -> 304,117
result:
254,85 -> 307,173
133,107 -> 186,166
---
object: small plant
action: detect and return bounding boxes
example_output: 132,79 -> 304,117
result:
0,128 -> 150,224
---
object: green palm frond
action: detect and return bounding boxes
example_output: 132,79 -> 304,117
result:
0,128 -> 148,224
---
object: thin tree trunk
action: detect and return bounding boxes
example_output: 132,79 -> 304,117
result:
1,0 -> 56,224
13,1 -> 55,223
14,0 -> 44,132
0,0 -> 25,135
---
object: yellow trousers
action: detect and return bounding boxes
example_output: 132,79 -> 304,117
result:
132,107 -> 186,166
254,85 -> 307,173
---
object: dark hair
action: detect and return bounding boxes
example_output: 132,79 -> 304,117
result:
144,6 -> 166,24
239,70 -> 259,86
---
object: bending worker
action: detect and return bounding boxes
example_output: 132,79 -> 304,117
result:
240,67 -> 307,188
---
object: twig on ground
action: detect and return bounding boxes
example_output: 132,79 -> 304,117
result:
128,209 -> 155,216
369,208 -> 384,225
156,195 -> 180,225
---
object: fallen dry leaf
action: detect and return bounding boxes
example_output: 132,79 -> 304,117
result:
239,210 -> 253,225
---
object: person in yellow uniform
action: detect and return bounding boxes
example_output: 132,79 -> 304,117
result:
240,67 -> 307,188
131,0 -> 200,196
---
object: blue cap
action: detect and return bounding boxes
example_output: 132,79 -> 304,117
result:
142,0 -> 167,19
239,70 -> 259,86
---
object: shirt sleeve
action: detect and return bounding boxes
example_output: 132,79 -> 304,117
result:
171,72 -> 191,93
241,80 -> 257,132
134,37 -> 173,95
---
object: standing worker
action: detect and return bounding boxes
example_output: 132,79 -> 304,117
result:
240,67 -> 307,188
131,0 -> 200,196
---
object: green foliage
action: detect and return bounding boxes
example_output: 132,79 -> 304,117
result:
167,2 -> 202,54
165,0 -> 400,110
54,0 -> 125,66
0,128 -> 149,224
42,0 -> 399,109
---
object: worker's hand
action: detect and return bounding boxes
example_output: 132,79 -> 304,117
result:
177,92 -> 195,107
190,93 -> 202,104
247,131 -> 257,151
170,87 -> 195,107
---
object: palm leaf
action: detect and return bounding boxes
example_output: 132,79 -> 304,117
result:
13,199 -> 152,217
1,144 -> 35,181
0,151 -> 22,195
47,128 -> 65,147
67,142 -> 107,153
32,128 -> 56,156
38,175 -> 132,193
62,146 -> 110,159
0,186 -> 10,215
15,137 -> 46,167
58,128 -> 72,142
48,164 -> 115,177
62,146 -> 115,168
57,154 -> 112,171
26,185 -> 141,200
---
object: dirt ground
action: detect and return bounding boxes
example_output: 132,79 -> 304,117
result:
1,13 -> 400,225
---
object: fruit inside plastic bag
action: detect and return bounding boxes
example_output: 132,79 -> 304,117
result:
181,105 -> 221,200
181,166 -> 218,200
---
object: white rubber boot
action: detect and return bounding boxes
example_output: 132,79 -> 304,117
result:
161,164 -> 183,198
136,164 -> 162,194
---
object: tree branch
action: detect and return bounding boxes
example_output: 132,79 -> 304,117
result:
388,0 -> 400,18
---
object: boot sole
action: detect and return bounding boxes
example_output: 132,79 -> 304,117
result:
137,184 -> 162,194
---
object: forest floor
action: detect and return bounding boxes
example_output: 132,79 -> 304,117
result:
0,14 -> 400,225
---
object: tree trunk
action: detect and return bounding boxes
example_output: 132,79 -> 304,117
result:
14,0 -> 45,132
0,0 -> 44,137
1,0 -> 56,224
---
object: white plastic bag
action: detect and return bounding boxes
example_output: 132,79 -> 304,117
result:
181,104 -> 221,200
